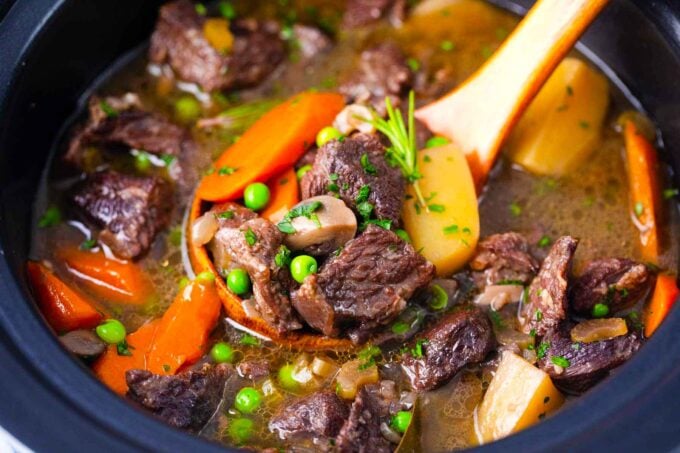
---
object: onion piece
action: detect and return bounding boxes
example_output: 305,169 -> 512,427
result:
474,285 -> 524,311
333,104 -> 375,135
570,318 -> 628,343
311,356 -> 338,378
191,212 -> 219,246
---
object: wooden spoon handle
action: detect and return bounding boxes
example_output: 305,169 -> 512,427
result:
415,0 -> 610,186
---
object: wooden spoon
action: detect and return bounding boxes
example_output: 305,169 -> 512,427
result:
416,0 -> 610,188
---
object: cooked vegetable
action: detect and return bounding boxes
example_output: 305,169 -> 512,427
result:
95,319 -> 127,345
644,274 -> 679,337
243,182 -> 271,211
58,248 -> 154,305
203,17 -> 233,53
570,318 -> 628,343
191,211 -> 220,246
290,255 -> 318,283
477,352 -> 564,443
316,126 -> 343,147
235,387 -> 262,413
402,143 -> 479,276
227,269 -> 251,295
261,168 -> 300,223
507,58 -> 609,175
311,356 -> 338,378
197,92 -> 345,202
175,95 -> 202,122
335,359 -> 379,400
278,364 -> 299,391
282,196 -> 357,252
92,319 -> 160,395
26,261 -> 103,333
623,119 -> 661,265
591,303 -> 610,318
391,411 -> 412,433
145,277 -> 221,374
210,342 -> 235,364
228,417 -> 254,444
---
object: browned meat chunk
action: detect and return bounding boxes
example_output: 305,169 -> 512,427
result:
537,324 -> 642,394
300,133 -> 405,224
236,359 -> 270,381
521,236 -> 578,336
209,202 -> 257,229
73,171 -> 172,259
470,232 -> 539,289
212,217 -> 301,332
571,258 -> 654,316
150,0 -> 285,92
401,307 -> 495,391
343,0 -> 406,28
291,24 -> 332,59
59,330 -> 106,358
269,391 -> 349,441
65,94 -> 191,168
126,363 -> 232,432
336,385 -> 392,453
339,43 -> 412,115
292,225 -> 434,339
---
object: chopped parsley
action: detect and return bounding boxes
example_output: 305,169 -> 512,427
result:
428,204 -> 445,213
410,339 -> 429,358
162,364 -> 171,373
429,284 -> 448,310
663,188 -> 679,200
497,279 -> 524,286
38,206 -> 61,228
357,201 -> 374,221
392,321 -> 409,335
406,57 -> 421,72
218,166 -> 238,176
217,210 -> 235,220
361,219 -> 392,231
579,120 -> 590,129
535,309 -> 543,322
116,340 -> 133,357
240,333 -> 260,347
218,1 -> 236,19
329,173 -> 339,181
536,341 -> 550,359
425,136 -> 450,149
357,345 -> 381,370
440,40 -> 455,51
360,153 -> 377,175
327,182 -> 339,193
443,224 -> 459,234
550,355 -> 570,368
277,200 -> 323,234
167,226 -> 182,247
99,100 -> 118,118
195,3 -> 207,15
296,164 -> 312,180
244,228 -> 257,246
509,201 -> 522,217
488,310 -> 504,329
634,201 -> 644,217
356,185 -> 371,204
274,245 -> 292,268
79,238 -> 97,251
537,235 -> 551,248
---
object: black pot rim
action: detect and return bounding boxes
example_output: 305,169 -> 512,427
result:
1,1 -> 680,452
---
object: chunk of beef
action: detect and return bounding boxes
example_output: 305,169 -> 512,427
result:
292,225 -> 434,339
343,0 -> 407,28
209,202 -> 257,229
212,218 -> 301,332
126,363 -> 232,432
300,133 -> 405,224
150,0 -> 285,91
269,391 -> 349,441
65,94 -> 191,169
336,385 -> 392,453
537,324 -> 642,394
470,232 -> 539,289
59,329 -> 106,358
339,43 -> 412,115
292,24 -> 332,59
521,236 -> 578,336
73,171 -> 172,259
571,258 -> 654,316
236,359 -> 270,381
401,307 -> 495,391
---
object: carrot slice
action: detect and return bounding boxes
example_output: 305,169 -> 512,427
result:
644,274 -> 679,337
145,278 -> 221,375
26,261 -> 103,333
58,248 -> 155,305
624,120 -> 661,265
261,168 -> 299,223
92,319 -> 160,395
197,92 -> 345,202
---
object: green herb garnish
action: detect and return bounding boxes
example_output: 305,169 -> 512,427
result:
360,153 -> 377,175
429,284 -> 448,310
218,166 -> 238,176
551,355 -> 570,368
537,235 -> 551,248
509,201 -> 522,217
244,228 -> 257,246
99,100 -> 118,118
80,238 -> 97,251
634,201 -> 644,217
38,206 -> 62,228
240,333 -> 261,347
277,200 -> 323,234
536,341 -> 550,359
274,245 -> 292,268
217,210 -> 235,220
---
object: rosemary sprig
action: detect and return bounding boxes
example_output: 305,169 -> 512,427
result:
365,91 -> 428,211
197,99 -> 281,130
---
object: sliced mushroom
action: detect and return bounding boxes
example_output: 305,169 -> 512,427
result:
284,196 -> 357,255
60,329 -> 106,358
333,103 -> 375,135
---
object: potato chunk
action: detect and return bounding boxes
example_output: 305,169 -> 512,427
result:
506,57 -> 609,175
402,144 -> 479,276
477,352 -> 564,443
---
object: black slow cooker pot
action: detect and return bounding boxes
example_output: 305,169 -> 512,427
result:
1,0 -> 679,451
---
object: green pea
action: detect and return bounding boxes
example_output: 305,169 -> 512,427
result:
178,276 -> 190,290
235,387 -> 262,414
278,364 -> 299,391
227,269 -> 251,295
210,342 -> 235,364
175,96 -> 201,122
316,126 -> 342,147
296,164 -> 312,180
96,319 -> 126,344
243,182 -> 270,211
227,417 -> 253,445
429,284 -> 448,310
196,271 -> 216,284
592,303 -> 609,318
425,136 -> 450,149
391,410 -> 412,433
134,151 -> 152,172
395,229 -> 411,243
290,255 -> 318,283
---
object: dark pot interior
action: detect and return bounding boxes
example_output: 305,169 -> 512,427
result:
1,0 -> 679,451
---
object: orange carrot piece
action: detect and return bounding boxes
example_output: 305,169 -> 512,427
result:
644,274 -> 679,337
92,319 -> 160,395
146,279 -> 221,375
261,168 -> 299,222
624,120 -> 661,265
197,92 -> 345,202
26,261 -> 103,333
58,248 -> 154,305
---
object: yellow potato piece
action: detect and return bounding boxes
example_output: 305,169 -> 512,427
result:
506,57 -> 609,175
402,144 -> 479,277
477,352 -> 564,443
203,18 -> 234,53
